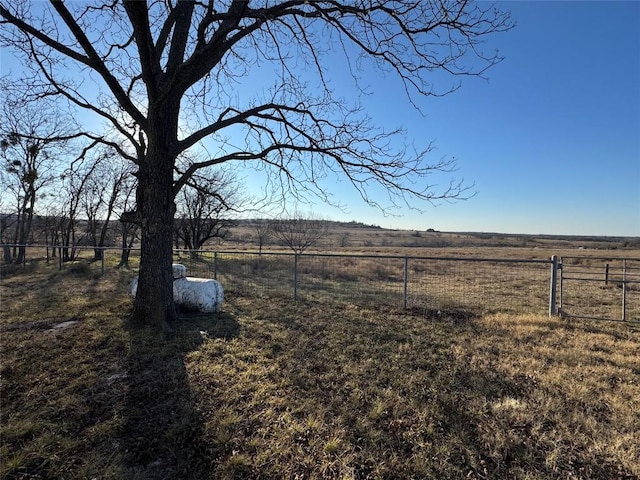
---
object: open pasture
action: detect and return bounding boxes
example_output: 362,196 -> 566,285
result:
6,228 -> 640,322
1,262 -> 639,479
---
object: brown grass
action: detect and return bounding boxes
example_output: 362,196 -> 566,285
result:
224,223 -> 640,256
1,262 -> 639,479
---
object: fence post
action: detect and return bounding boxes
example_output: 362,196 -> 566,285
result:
403,256 -> 409,310
293,254 -> 298,301
622,259 -> 627,321
558,257 -> 563,315
213,252 -> 218,280
549,255 -> 558,317
101,248 -> 105,275
605,263 -> 609,285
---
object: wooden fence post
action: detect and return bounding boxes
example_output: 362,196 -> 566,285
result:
213,252 -> 218,280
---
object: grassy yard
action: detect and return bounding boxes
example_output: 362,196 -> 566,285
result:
1,262 -> 639,479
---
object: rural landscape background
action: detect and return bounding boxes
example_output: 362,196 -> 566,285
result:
1,0 -> 638,478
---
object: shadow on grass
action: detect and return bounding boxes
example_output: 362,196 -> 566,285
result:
122,310 -> 239,479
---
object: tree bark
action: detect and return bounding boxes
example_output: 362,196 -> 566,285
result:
130,105 -> 179,329
131,159 -> 177,329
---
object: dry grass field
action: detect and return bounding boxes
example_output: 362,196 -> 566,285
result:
223,222 -> 640,257
1,259 -> 639,479
173,233 -> 640,322
207,225 -> 640,322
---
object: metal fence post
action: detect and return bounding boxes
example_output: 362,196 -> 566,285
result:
559,257 -> 563,315
403,256 -> 409,310
622,259 -> 627,321
213,252 -> 218,280
293,254 -> 298,301
549,255 -> 558,316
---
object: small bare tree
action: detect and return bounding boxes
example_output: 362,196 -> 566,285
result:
254,219 -> 272,254
82,150 -> 134,260
57,158 -> 102,261
271,212 -> 330,254
115,174 -> 139,269
0,100 -> 71,263
0,196 -> 12,262
174,168 -> 242,252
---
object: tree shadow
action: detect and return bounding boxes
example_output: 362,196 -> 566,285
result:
121,310 -> 239,479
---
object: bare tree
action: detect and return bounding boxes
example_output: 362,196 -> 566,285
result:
174,169 -> 240,252
0,100 -> 70,263
254,219 -> 272,254
0,196 -> 12,262
0,1 -> 512,328
82,150 -> 134,260
115,174 -> 139,269
57,158 -> 102,262
272,211 -> 330,254
37,198 -> 63,262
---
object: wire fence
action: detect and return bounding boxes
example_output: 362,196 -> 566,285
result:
559,256 -> 640,322
1,245 -> 553,316
176,251 -> 554,316
4,245 -> 639,321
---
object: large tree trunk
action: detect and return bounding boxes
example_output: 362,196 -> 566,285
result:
130,129 -> 179,330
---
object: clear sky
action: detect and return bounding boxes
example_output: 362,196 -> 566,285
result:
2,1 -> 638,237
242,0 -> 637,237
299,0 -> 640,236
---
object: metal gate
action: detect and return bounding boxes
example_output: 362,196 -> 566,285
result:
559,256 -> 640,322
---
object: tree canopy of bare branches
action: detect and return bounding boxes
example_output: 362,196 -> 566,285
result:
272,212 -> 331,254
174,168 -> 242,252
0,0 -> 513,328
0,99 -> 75,263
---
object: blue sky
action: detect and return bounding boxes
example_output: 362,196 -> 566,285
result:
2,1 -> 638,236
302,1 -> 639,236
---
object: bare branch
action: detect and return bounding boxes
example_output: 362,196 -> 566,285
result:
48,0 -> 147,126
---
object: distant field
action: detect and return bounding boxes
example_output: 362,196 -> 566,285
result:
1,263 -> 639,479
6,227 -> 640,322
5,223 -> 640,260
222,222 -> 640,256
